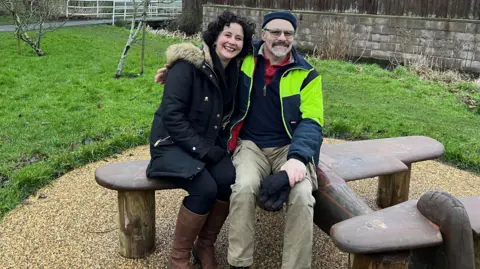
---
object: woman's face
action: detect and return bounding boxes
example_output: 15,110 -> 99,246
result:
215,23 -> 244,61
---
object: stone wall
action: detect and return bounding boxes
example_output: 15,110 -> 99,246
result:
202,4 -> 480,73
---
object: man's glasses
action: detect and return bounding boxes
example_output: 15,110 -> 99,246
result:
263,28 -> 295,38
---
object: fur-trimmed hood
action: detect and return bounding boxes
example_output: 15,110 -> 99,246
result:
165,42 -> 213,68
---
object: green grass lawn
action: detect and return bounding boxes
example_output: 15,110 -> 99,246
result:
0,15 -> 12,25
312,59 -> 479,170
0,25 -> 177,218
0,24 -> 479,220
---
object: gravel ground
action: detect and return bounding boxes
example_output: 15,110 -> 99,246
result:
1,138 -> 479,269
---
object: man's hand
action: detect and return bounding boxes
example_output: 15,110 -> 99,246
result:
280,158 -> 307,187
154,63 -> 171,84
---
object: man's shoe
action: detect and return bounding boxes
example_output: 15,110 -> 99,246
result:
168,202 -> 208,269
192,200 -> 230,269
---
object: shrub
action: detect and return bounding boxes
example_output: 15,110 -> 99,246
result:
175,11 -> 201,36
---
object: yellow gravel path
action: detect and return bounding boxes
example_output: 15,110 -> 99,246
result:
1,138 -> 479,269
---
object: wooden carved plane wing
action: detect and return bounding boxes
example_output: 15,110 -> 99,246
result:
319,152 -> 407,182
330,200 -> 443,254
329,196 -> 480,255
319,136 -> 445,181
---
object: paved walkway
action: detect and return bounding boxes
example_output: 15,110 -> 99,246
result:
0,15 -> 175,32
0,19 -> 113,32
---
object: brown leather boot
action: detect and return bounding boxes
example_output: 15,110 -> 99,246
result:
192,200 -> 230,269
168,203 -> 208,269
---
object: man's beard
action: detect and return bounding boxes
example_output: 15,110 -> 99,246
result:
271,41 -> 292,57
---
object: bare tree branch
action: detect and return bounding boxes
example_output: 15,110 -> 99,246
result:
1,0 -> 72,56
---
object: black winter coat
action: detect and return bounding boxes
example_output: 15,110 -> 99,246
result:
146,42 -> 239,179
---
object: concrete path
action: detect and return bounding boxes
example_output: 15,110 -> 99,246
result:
0,16 -> 173,32
0,19 -> 112,32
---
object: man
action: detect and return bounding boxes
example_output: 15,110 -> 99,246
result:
155,10 -> 324,269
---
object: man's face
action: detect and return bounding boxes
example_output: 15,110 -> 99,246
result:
261,19 -> 295,57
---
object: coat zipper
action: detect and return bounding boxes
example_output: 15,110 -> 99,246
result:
204,61 -> 222,131
154,136 -> 171,147
226,44 -> 256,147
279,67 -> 311,139
222,75 -> 239,129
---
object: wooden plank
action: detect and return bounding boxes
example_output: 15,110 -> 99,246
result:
440,0 -> 447,17
458,196 -> 480,236
190,0 -> 480,19
95,160 -> 178,191
313,163 -> 374,235
330,200 -> 443,254
383,0 -> 391,15
459,0 -> 471,18
349,252 -> 410,269
475,0 -> 480,19
319,152 -> 408,182
319,136 -> 445,167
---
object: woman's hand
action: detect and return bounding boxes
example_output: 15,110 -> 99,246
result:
154,64 -> 171,84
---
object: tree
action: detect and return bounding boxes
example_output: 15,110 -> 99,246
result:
0,0 -> 68,56
114,0 -> 150,78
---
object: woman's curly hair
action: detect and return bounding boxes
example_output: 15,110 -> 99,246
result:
203,10 -> 256,59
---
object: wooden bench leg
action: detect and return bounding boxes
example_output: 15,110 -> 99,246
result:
117,190 -> 156,258
376,164 -> 411,208
349,252 -> 409,269
475,234 -> 480,269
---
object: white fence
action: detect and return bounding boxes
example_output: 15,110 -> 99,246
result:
66,0 -> 182,24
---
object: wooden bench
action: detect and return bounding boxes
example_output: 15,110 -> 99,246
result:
94,135 -> 445,258
95,160 -> 178,258
320,135 -> 444,208
329,192 -> 480,269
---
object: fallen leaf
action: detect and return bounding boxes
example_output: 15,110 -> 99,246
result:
71,142 -> 78,150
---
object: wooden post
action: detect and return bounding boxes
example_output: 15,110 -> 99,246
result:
118,190 -> 156,258
474,234 -> 479,269
377,164 -> 411,208
349,253 -> 409,269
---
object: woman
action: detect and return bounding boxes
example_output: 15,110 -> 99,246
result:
146,11 -> 256,269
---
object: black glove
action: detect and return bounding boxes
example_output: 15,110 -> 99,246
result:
202,146 -> 226,164
258,171 -> 291,211
260,186 -> 290,211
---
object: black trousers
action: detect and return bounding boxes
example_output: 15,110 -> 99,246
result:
169,154 -> 236,215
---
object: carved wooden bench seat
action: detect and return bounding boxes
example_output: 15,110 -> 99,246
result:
94,135 -> 445,259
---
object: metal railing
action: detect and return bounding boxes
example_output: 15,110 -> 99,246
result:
66,0 -> 182,24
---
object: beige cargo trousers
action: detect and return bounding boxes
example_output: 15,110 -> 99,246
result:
227,140 -> 318,269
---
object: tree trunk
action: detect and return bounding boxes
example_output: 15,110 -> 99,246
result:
20,32 -> 45,56
140,1 -> 148,75
114,27 -> 139,78
17,35 -> 21,55
114,0 -> 145,78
